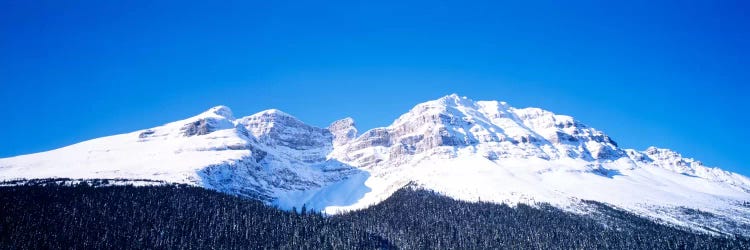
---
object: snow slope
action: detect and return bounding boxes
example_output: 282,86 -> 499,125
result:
0,105 -> 371,208
1,94 -> 749,235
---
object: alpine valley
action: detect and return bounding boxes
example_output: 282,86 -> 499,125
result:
2,94 -> 750,241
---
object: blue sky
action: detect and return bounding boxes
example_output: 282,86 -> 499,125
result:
1,1 -> 748,175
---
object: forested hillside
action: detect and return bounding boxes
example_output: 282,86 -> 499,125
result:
1,179 -> 748,249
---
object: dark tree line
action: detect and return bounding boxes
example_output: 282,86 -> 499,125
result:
0,179 -> 748,249
338,188 -> 750,249
0,181 -> 391,249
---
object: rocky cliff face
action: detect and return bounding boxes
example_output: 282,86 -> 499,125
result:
330,94 -> 629,171
237,109 -> 333,164
328,117 -> 357,147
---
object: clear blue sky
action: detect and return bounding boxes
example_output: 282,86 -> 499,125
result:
1,1 -> 748,175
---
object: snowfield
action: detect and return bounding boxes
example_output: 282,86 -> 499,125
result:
1,94 -> 749,235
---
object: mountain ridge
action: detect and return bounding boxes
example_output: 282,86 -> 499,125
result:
1,94 -> 749,235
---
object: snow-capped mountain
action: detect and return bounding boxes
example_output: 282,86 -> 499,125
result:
1,94 -> 749,235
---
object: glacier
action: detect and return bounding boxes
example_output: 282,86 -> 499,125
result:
1,94 -> 749,235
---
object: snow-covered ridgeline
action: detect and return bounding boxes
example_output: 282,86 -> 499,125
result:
1,94 -> 748,235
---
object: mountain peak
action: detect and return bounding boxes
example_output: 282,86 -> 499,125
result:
436,93 -> 475,106
397,94 -> 477,121
329,117 -> 355,128
254,108 -> 294,118
238,109 -> 305,129
439,93 -> 461,101
329,117 -> 357,146
200,105 -> 234,120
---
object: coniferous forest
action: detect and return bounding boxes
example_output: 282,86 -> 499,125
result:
1,179 -> 748,249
